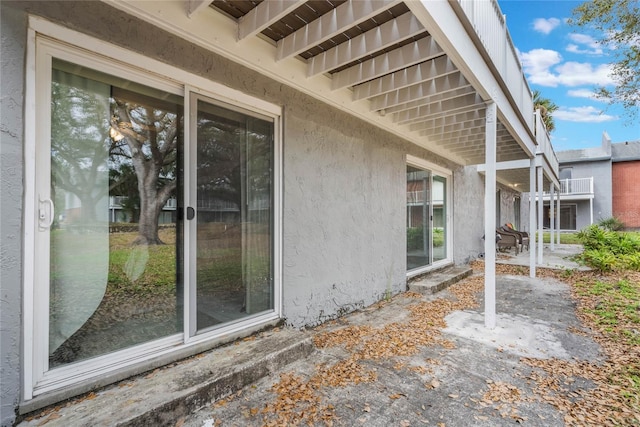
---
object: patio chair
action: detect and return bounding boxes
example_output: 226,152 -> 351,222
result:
495,229 -> 519,255
503,224 -> 530,251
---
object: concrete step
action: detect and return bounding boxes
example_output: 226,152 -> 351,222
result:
407,265 -> 473,295
19,328 -> 313,427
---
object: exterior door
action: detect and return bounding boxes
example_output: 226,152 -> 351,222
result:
29,37 -> 280,398
189,95 -> 275,334
406,161 -> 450,274
36,57 -> 184,376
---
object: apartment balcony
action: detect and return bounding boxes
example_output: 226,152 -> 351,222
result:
541,177 -> 594,201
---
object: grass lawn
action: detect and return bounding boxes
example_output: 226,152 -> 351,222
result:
540,231 -> 582,244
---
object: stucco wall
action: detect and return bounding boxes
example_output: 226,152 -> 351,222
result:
0,2 -> 489,420
453,166 -> 485,263
1,5 -> 27,425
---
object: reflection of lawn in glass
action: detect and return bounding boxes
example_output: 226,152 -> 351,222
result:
49,228 -> 180,368
196,223 -> 271,327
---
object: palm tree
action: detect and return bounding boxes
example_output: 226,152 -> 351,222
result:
532,90 -> 559,133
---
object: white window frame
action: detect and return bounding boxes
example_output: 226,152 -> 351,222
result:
23,16 -> 283,400
405,155 -> 453,278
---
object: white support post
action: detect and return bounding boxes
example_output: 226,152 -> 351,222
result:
556,193 -> 561,245
590,198 -> 594,225
529,160 -> 536,278
537,167 -> 544,265
484,102 -> 497,329
550,185 -> 555,251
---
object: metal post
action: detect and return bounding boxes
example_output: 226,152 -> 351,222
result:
556,192 -> 561,244
529,160 -> 536,278
537,166 -> 544,265
550,185 -> 555,251
484,101 -> 497,329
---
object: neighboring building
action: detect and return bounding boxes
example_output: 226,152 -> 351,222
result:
612,142 -> 640,229
1,1 -> 558,424
541,132 -> 640,231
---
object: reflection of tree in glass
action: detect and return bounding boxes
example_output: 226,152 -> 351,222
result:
111,88 -> 180,245
51,77 -> 112,228
196,113 -> 271,214
109,162 -> 139,223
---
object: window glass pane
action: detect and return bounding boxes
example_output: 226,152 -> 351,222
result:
49,59 -> 182,368
432,175 -> 446,262
195,99 -> 274,332
406,165 -> 431,270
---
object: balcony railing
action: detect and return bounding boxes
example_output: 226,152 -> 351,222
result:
456,0 -> 560,173
456,0 -> 534,132
543,178 -> 594,196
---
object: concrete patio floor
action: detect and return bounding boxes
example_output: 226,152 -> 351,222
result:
497,243 -> 590,271
19,244 -> 598,427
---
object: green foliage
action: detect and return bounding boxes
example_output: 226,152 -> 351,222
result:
570,0 -> 640,120
541,232 -> 581,244
598,216 -> 626,231
576,225 -> 640,271
532,90 -> 559,132
407,227 -> 444,251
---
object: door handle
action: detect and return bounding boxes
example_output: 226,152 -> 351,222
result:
186,207 -> 195,220
39,197 -> 55,229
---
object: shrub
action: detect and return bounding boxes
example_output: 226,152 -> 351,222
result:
598,216 -> 625,231
576,225 -> 640,271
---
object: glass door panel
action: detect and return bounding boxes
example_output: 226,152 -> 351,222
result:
193,98 -> 274,332
432,175 -> 447,262
406,166 -> 431,270
47,59 -> 182,368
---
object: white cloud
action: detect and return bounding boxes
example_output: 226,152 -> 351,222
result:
520,48 -> 563,86
554,62 -> 614,86
554,106 -> 617,123
567,89 -> 609,102
565,33 -> 603,55
519,48 -> 614,87
533,18 -> 561,35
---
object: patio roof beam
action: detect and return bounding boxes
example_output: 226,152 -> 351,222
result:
187,0 -> 211,18
308,11 -> 423,77
408,109 -> 485,132
331,35 -> 443,90
393,93 -> 484,125
353,55 -> 457,101
238,0 -> 306,40
369,72 -> 469,111
418,117 -> 485,137
277,0 -> 400,61
381,86 -> 476,115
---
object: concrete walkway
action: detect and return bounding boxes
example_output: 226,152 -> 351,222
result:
19,246 -> 599,427
497,243 -> 589,271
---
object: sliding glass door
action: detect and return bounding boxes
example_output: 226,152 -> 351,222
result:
406,160 -> 450,273
30,37 -> 280,397
190,96 -> 275,333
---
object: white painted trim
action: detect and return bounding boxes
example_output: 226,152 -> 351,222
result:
406,155 -> 452,177
22,25 -> 38,401
405,155 -> 454,273
529,161 -> 536,278
483,101 -> 497,330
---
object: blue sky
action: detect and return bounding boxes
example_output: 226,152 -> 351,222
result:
497,0 -> 640,151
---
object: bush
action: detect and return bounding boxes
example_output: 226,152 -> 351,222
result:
576,225 -> 640,271
598,216 -> 625,231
